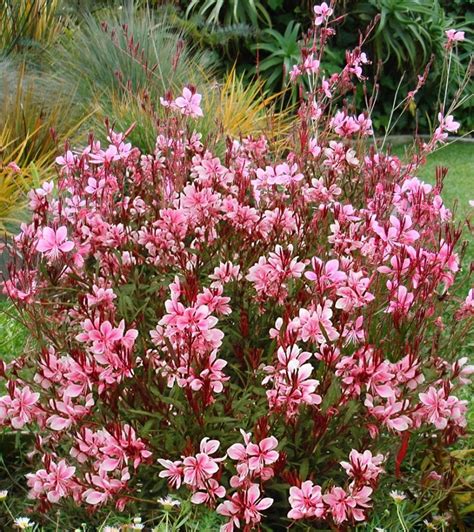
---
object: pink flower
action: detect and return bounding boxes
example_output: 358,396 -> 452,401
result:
308,138 -> 322,158
335,271 -> 374,312
36,226 -> 74,260
176,305 -> 217,332
184,463 -> 218,493
7,161 -> 21,173
342,316 -> 365,345
76,319 -> 123,355
191,478 -> 226,504
386,284 -> 414,316
289,64 -> 302,82
227,443 -> 248,462
372,215 -> 420,249
189,350 -> 229,395
419,387 -> 449,429
247,436 -> 279,471
323,486 -> 353,524
242,484 -> 273,525
330,111 -> 360,136
321,77 -> 332,98
441,113 -> 460,133
265,345 -> 322,418
98,424 -> 152,471
55,150 -> 75,170
303,53 -> 320,74
253,163 -> 303,190
419,387 -> 467,430
445,29 -> 465,45
209,261 -> 241,287
27,459 -> 76,503
83,468 -> 130,505
217,498 -> 241,531
350,485 -> 373,521
435,114 -> 460,142
297,301 -> 339,344
89,145 -> 122,164
457,288 -> 474,319
182,438 -> 221,488
0,385 -> 40,429
314,2 -> 333,25
174,87 -> 203,118
310,101 -> 323,120
288,480 -> 325,519
364,395 -> 412,432
323,485 -> 373,524
305,257 -> 346,288
157,459 -> 184,488
340,449 -> 385,483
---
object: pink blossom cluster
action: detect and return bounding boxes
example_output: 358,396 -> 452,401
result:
0,3 -> 471,529
160,86 -> 204,118
287,449 -> 384,524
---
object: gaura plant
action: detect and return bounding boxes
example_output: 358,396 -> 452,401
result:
1,3 -> 472,530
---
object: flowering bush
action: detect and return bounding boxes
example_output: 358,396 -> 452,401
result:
1,4 -> 473,530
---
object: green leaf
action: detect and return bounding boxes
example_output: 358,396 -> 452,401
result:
299,457 -> 310,480
267,0 -> 284,9
204,416 -> 238,424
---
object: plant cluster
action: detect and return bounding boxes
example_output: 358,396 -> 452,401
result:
0,3 -> 473,531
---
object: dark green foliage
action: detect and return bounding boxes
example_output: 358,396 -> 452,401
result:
173,0 -> 473,134
184,0 -> 272,27
350,0 -> 449,69
253,20 -> 301,92
334,0 -> 473,133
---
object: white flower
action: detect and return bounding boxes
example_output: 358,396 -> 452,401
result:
0,489 -> 8,500
130,517 -> 144,530
14,517 -> 35,530
157,496 -> 181,509
389,490 -> 406,503
102,527 -> 121,532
